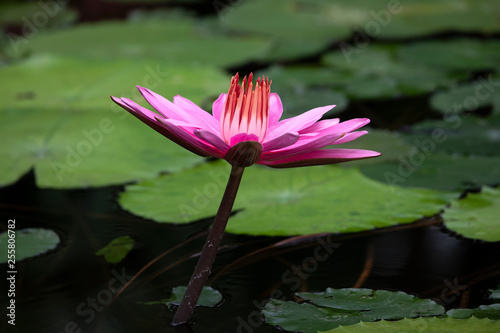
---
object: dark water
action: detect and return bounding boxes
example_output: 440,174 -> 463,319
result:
1,172 -> 500,333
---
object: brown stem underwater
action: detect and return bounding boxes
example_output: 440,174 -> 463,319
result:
172,165 -> 245,325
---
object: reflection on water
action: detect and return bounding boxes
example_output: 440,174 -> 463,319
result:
1,172 -> 499,333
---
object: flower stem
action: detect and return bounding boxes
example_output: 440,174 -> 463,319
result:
172,165 -> 245,325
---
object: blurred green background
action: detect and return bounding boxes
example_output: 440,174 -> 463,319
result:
1,0 -> 499,190
1,0 -> 500,332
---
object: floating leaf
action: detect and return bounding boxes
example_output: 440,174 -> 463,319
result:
322,46 -> 459,99
255,65 -> 348,118
262,288 -> 445,333
168,286 -> 222,307
447,304 -> 500,320
119,161 -> 455,236
359,154 -> 500,191
343,130 -> 500,190
1,55 -> 228,110
339,129 -> 414,167
430,74 -> 500,115
0,2 -> 77,29
320,317 -> 500,333
17,18 -> 270,67
143,286 -> 222,308
398,39 -> 500,72
403,114 -> 500,157
105,0 -> 199,3
220,0 -> 500,60
96,235 -> 135,264
221,0 -> 352,41
220,0 -> 352,60
274,88 -> 348,119
380,0 -> 500,38
0,228 -> 59,263
490,286 -> 500,301
257,65 -> 343,87
0,56 -> 228,188
442,186 -> 500,242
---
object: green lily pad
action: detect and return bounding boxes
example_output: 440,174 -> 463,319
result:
15,18 -> 270,67
442,186 -> 500,242
255,65 -> 348,117
262,288 -> 445,333
363,114 -> 500,193
1,2 -> 77,61
275,87 -> 347,119
167,286 -> 222,307
380,0 -> 500,38
490,286 -> 500,300
320,317 -> 500,333
447,286 -> 500,320
96,235 -> 135,264
430,73 -> 500,115
260,40 -> 330,62
119,161 -> 455,236
340,129 -> 499,191
0,56 -> 229,188
104,0 -> 198,3
398,39 -> 500,72
220,0 -> 352,41
126,7 -> 198,22
403,114 -> 500,157
257,66 -> 343,87
339,129 -> 414,167
0,2 -> 77,28
2,55 -> 229,110
256,65 -> 348,118
322,46 -> 459,99
0,228 -> 60,263
447,304 -> 500,320
359,154 -> 500,191
372,0 -> 500,39
143,286 -> 222,308
219,0 -> 352,60
220,0 -> 500,61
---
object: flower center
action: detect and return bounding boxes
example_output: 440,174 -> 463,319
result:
220,73 -> 270,144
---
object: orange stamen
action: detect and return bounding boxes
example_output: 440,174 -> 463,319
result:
221,73 -> 270,144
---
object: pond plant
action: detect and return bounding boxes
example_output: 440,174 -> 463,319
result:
112,73 -> 380,325
2,1 -> 500,332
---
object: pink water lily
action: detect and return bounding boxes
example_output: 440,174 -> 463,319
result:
111,73 -> 380,168
111,73 -> 380,325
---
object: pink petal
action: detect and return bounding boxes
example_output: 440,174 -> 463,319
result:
111,96 -> 211,157
138,86 -> 219,133
173,94 -> 220,133
156,117 -> 225,158
262,133 -> 344,161
260,149 -> 382,168
229,133 -> 260,146
156,118 -> 199,137
299,118 -> 340,134
159,118 -> 229,154
301,118 -> 370,136
268,93 -> 283,127
112,96 -> 161,122
266,105 -> 335,141
212,93 -> 227,120
330,131 -> 368,145
262,132 -> 299,152
313,118 -> 370,137
194,129 -> 230,153
137,86 -> 183,119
